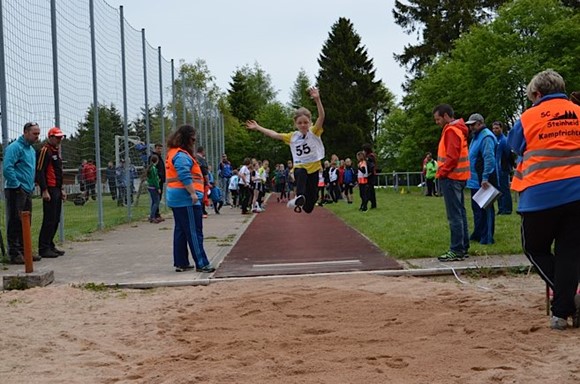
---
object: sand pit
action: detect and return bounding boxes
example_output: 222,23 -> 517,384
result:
1,273 -> 579,383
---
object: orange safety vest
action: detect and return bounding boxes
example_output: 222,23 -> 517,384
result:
511,98 -> 580,192
357,160 -> 368,184
165,147 -> 205,193
437,125 -> 470,181
317,171 -> 325,187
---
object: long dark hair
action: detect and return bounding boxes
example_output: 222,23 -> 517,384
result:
166,124 -> 196,156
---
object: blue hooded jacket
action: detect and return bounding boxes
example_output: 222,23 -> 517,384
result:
3,135 -> 36,193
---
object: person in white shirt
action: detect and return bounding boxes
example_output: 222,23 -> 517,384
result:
228,169 -> 240,208
238,158 -> 252,214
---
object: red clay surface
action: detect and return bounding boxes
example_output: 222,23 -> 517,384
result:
215,197 -> 401,278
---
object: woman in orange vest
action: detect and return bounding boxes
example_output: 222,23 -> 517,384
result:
508,69 -> 580,330
165,124 -> 215,273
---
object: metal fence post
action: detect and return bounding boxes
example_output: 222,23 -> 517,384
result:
120,5 -> 132,219
181,70 -> 186,125
141,28 -> 150,159
158,47 -> 165,149
50,0 -> 66,242
158,47 -> 165,210
89,0 -> 104,229
171,59 -> 176,132
0,0 -> 9,242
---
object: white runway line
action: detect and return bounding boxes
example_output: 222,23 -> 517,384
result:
253,260 -> 362,269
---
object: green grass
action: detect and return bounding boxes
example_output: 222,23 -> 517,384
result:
0,194 -> 156,253
325,187 -> 521,259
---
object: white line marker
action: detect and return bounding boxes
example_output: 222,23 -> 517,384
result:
253,260 -> 362,269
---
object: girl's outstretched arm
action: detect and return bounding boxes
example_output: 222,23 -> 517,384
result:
309,87 -> 325,129
246,120 -> 284,141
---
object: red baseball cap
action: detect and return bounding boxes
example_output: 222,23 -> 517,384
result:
47,127 -> 66,138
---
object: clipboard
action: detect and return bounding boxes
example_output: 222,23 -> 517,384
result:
472,184 -> 501,209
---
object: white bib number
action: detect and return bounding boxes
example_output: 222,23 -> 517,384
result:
295,143 -> 312,157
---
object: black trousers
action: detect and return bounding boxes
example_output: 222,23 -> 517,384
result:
359,183 -> 369,210
367,174 -> 377,208
521,200 -> 580,319
39,187 -> 62,253
85,181 -> 96,200
108,181 -> 117,200
239,185 -> 252,213
117,186 -> 127,206
426,178 -> 436,196
155,183 -> 164,217
329,181 -> 341,202
5,188 -> 32,258
293,168 -> 319,213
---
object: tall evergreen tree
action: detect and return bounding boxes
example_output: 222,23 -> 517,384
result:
227,63 -> 277,123
64,103 -> 124,167
289,68 -> 315,112
393,0 -> 507,74
227,70 -> 256,123
316,17 -> 382,159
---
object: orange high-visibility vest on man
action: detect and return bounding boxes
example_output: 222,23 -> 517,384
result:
511,98 -> 580,192
165,147 -> 204,193
436,124 -> 470,181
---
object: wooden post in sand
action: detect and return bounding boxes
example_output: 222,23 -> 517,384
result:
2,211 -> 54,290
21,211 -> 33,273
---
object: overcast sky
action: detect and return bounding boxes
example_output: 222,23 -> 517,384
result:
105,0 -> 418,105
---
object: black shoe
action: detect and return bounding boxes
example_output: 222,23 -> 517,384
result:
198,265 -> 216,273
52,247 -> 65,256
175,265 -> 195,272
572,295 -> 580,328
9,256 -> 25,265
33,255 -> 42,262
39,249 -> 59,258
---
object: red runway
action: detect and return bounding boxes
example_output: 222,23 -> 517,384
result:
215,197 -> 401,278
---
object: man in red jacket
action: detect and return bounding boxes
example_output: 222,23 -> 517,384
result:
36,127 -> 67,258
82,159 -> 97,201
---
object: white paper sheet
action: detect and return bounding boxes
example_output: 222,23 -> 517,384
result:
472,184 -> 501,209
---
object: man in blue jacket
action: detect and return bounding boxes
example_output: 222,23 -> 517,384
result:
492,121 -> 513,214
466,113 -> 498,245
3,122 -> 41,264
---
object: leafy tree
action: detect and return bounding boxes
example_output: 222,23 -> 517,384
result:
251,102 -> 293,165
316,17 -> 383,159
172,59 -> 221,127
393,0 -> 508,74
384,0 -> 580,170
219,96 -> 250,168
371,84 -> 397,140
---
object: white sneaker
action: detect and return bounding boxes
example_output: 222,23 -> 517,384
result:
550,316 -> 568,330
252,207 -> 262,213
287,195 -> 305,209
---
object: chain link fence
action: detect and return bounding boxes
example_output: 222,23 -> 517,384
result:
0,0 -> 224,250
